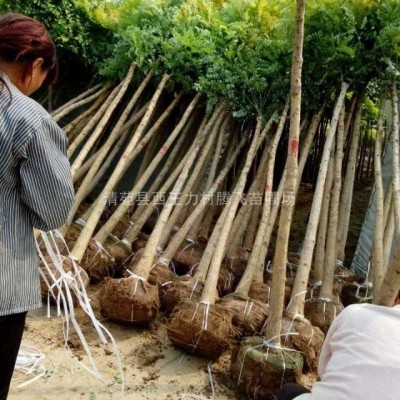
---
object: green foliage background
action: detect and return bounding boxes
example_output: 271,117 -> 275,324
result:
2,0 -> 400,118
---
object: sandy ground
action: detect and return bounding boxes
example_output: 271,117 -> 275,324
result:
9,285 -> 247,400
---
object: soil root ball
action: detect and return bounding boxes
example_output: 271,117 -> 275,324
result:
217,267 -> 235,296
249,282 -> 272,303
340,282 -> 373,307
148,261 -> 176,293
172,244 -> 204,274
99,276 -> 159,327
161,275 -> 204,313
166,300 -> 233,360
304,298 -> 344,333
218,295 -> 269,337
40,255 -> 89,306
230,336 -> 304,400
80,239 -> 115,282
104,238 -> 133,270
281,315 -> 325,372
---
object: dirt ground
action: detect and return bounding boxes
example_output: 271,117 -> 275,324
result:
9,283 -> 315,400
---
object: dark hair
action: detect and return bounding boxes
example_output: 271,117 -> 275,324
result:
0,12 -> 58,85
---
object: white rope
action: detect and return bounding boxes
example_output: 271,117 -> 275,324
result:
285,290 -> 307,312
237,333 -> 300,385
14,346 -> 46,388
207,361 -> 216,397
38,230 -> 125,395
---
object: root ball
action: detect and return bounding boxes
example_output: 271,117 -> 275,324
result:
99,277 -> 159,326
161,275 -> 204,313
219,295 -> 269,336
281,315 -> 325,372
230,337 -> 304,400
304,298 -> 344,333
166,300 -> 233,360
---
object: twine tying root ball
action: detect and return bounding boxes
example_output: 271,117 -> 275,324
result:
148,261 -> 176,288
218,294 -> 269,337
40,255 -> 89,306
161,275 -> 204,313
304,298 -> 344,333
281,314 -> 325,372
99,276 -> 159,327
230,336 -> 304,400
80,238 -> 115,282
165,300 -> 234,360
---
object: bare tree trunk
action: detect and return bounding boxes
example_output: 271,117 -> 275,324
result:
53,85 -> 110,123
70,66 -> 137,172
93,92 -> 200,244
337,96 -> 364,261
312,147 -> 334,282
391,82 -> 400,232
286,83 -> 349,316
70,74 -> 168,262
201,120 -> 263,303
377,235 -> 400,306
235,103 -> 290,296
157,111 -> 224,250
133,105 -> 225,279
264,0 -> 306,344
372,102 -> 386,300
320,107 -> 345,299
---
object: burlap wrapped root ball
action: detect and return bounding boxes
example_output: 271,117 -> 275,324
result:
218,294 -> 269,337
40,255 -> 89,306
231,336 -> 304,400
80,238 -> 115,282
304,298 -> 344,333
161,274 -> 204,313
99,276 -> 159,327
166,300 -> 234,360
280,314 -> 325,372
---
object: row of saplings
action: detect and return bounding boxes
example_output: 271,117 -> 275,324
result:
36,72 -> 372,398
39,215 -> 365,399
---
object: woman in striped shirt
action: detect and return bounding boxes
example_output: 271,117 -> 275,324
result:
0,13 -> 74,399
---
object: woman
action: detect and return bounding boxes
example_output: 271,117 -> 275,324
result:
0,12 -> 74,399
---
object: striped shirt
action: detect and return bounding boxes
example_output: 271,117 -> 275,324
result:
0,71 -> 74,316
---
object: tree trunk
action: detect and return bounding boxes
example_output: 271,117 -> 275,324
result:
337,96 -> 364,261
320,107 -> 345,299
372,102 -> 386,300
156,111 -> 225,250
286,82 -> 348,317
69,66 -> 139,177
264,0 -> 306,344
53,85 -> 110,123
235,103 -> 290,296
69,75 -> 151,220
133,105 -> 225,279
94,92 -> 200,244
391,82 -> 400,232
312,147 -> 334,282
70,74 -> 168,263
51,83 -> 103,117
201,119 -> 263,303
377,234 -> 400,306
